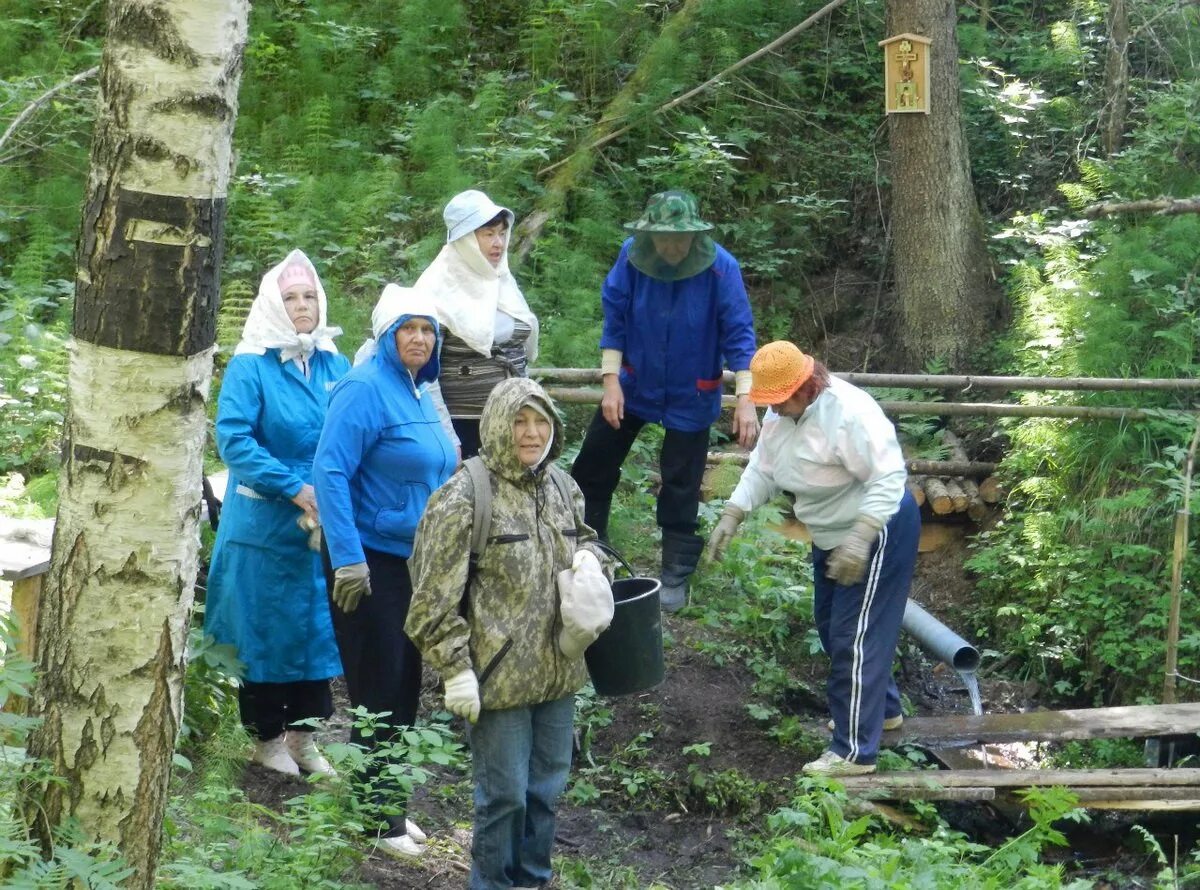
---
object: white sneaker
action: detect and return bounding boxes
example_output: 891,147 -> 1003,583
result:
375,834 -> 425,859
826,715 -> 904,732
802,749 -> 876,777
285,731 -> 336,777
404,818 -> 427,844
253,735 -> 300,777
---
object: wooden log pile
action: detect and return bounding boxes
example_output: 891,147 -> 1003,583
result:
906,429 -> 1004,522
710,428 -> 1005,524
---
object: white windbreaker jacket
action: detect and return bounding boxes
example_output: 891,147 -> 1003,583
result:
728,377 -> 906,550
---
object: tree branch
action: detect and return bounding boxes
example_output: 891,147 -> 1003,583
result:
535,0 -> 852,179
0,66 -> 99,161
1081,196 -> 1200,219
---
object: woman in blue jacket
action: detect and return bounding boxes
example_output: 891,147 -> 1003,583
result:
314,284 -> 455,860
205,249 -> 348,779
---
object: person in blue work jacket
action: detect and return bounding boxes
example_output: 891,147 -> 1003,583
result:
205,249 -> 348,780
706,341 -> 920,777
313,283 -> 455,860
571,189 -> 759,612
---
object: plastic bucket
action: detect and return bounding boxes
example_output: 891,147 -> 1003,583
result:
584,576 -> 665,696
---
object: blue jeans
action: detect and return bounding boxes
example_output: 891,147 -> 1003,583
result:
467,696 -> 575,890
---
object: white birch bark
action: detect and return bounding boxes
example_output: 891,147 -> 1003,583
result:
28,2 -> 248,886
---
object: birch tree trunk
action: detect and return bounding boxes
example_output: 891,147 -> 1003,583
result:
25,2 -> 248,886
886,0 -> 998,371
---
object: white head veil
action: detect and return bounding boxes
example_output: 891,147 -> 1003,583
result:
412,190 -> 539,362
234,249 -> 342,361
352,283 -> 441,366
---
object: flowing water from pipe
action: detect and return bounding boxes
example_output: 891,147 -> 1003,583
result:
958,669 -> 984,716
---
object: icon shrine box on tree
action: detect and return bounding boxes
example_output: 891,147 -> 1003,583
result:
878,33 -> 931,114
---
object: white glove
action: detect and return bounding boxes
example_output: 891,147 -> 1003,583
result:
444,669 -> 481,723
826,515 -> 884,586
705,502 -> 745,562
332,562 -> 371,612
297,514 -> 322,552
557,550 -> 614,659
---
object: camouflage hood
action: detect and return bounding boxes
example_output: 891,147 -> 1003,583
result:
477,377 -> 564,484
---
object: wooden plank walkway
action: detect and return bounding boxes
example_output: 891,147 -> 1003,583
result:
895,703 -> 1200,747
838,769 -> 1200,809
838,705 -> 1200,811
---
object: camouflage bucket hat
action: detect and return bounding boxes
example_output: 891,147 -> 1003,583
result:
623,190 -> 714,233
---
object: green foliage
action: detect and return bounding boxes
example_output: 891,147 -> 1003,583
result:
160,709 -> 466,888
722,779 -> 1091,889
0,615 -> 136,888
1044,738 -> 1144,770
968,68 -> 1200,700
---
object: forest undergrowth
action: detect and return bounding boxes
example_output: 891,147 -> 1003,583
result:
2,0 -> 1200,885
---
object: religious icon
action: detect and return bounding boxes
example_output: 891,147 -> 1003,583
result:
879,33 -> 931,114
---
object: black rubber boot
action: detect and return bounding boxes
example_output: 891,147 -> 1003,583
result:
659,531 -> 704,613
583,498 -> 613,543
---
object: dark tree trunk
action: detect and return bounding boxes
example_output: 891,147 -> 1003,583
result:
1100,0 -> 1130,158
886,0 -> 998,371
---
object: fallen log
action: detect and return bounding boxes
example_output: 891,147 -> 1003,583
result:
940,429 -> 970,463
705,451 -> 995,478
923,478 -> 954,515
964,481 -> 989,522
1081,196 -> 1200,219
977,476 -> 1004,503
906,477 -> 926,508
512,0 -> 706,260
943,478 -> 969,512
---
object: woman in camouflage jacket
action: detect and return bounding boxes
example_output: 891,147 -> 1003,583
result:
408,376 -> 607,890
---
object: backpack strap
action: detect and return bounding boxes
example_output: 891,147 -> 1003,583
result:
464,455 -> 492,572
546,465 -> 581,539
460,456 -> 493,618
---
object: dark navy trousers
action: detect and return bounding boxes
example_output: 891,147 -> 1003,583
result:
811,490 -> 919,765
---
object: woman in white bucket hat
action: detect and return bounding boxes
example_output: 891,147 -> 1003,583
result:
411,189 -> 540,459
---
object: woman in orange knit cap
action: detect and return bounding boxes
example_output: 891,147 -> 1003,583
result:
706,341 -> 919,777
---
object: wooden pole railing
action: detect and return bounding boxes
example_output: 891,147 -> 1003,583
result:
532,367 -> 1200,393
539,385 -> 1200,422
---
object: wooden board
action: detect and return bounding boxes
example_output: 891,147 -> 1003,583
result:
838,768 -> 1200,790
896,703 -> 1200,747
0,518 -> 53,582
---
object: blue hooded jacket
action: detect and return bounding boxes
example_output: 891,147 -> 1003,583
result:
314,314 -> 455,567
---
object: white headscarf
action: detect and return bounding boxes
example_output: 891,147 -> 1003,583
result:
234,249 -> 342,361
413,190 -> 539,362
352,283 -> 441,366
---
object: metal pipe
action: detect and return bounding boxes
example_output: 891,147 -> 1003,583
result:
902,600 -> 980,672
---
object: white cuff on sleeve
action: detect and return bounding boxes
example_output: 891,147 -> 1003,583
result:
600,348 -> 623,377
734,369 -> 753,397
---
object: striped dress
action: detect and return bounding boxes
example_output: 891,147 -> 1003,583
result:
438,315 -> 532,419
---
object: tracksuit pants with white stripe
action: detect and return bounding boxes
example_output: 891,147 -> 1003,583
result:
811,490 -> 920,765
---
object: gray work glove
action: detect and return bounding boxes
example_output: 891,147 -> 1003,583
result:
332,561 -> 371,613
705,502 -> 746,562
444,669 -> 481,723
826,515 -> 884,586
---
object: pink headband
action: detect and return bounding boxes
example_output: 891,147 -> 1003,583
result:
277,261 -> 317,293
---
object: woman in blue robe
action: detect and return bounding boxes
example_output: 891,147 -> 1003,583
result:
205,249 -> 349,778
